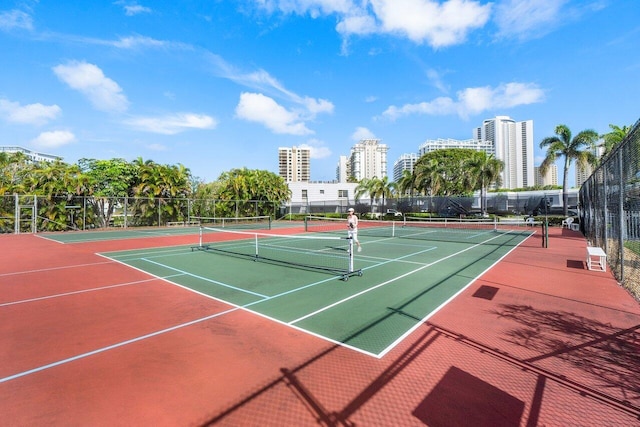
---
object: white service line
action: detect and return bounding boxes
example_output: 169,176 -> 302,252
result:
0,307 -> 239,384
288,231 -> 507,325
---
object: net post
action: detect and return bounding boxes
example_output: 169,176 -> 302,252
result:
254,233 -> 259,258
544,219 -> 549,248
348,236 -> 354,273
304,215 -> 308,232
199,226 -> 203,248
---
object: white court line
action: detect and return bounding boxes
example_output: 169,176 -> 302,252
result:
141,258 -> 270,299
377,231 -> 531,358
0,275 -> 182,307
0,260 -> 115,277
288,231 -> 512,326
0,307 -> 239,384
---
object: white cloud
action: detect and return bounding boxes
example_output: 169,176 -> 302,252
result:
494,0 -> 568,40
426,68 -> 449,93
31,130 -> 76,148
299,139 -> 332,159
302,96 -> 334,116
370,0 -> 491,47
208,54 -> 334,119
125,113 -> 218,134
0,99 -> 61,125
111,35 -> 166,49
123,5 -> 152,16
0,9 -> 33,32
52,61 -> 130,113
381,82 -> 545,120
351,126 -> 376,141
235,92 -> 313,135
255,0 -> 491,48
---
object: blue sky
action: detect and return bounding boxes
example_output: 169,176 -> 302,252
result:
1,1 -> 638,186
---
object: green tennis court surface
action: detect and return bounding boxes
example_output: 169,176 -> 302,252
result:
100,225 -> 532,356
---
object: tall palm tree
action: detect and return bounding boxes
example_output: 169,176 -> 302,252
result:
413,157 -> 444,196
369,176 -> 397,213
355,178 -> 375,214
397,169 -> 415,198
466,152 -> 503,216
539,124 -> 599,216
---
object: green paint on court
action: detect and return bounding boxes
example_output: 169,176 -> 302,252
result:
101,229 -> 532,356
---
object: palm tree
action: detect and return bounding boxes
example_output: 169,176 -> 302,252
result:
413,157 -> 444,196
355,178 -> 375,214
397,169 -> 415,198
539,124 -> 599,216
599,124 -> 631,159
369,176 -> 397,213
466,152 -> 503,216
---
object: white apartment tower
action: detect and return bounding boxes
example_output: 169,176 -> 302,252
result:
393,153 -> 418,183
418,138 -> 494,157
336,155 -> 350,183
474,116 -> 534,189
349,139 -> 388,181
0,146 -> 62,163
278,146 -> 310,182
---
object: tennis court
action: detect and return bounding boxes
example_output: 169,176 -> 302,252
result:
87,218 -> 532,356
3,219 -> 639,426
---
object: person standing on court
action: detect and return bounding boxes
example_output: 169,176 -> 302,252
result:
347,208 -> 362,252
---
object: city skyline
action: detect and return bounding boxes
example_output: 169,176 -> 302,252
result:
1,1 -> 638,187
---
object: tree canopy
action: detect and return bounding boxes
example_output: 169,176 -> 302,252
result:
540,124 -> 599,216
1,156 -> 290,231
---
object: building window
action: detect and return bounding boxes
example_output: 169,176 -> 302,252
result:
320,190 -> 324,195
302,189 -> 308,199
338,190 -> 348,198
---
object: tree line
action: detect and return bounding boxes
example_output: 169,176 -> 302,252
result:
0,154 -> 290,231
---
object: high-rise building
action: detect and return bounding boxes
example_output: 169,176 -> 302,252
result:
336,155 -> 350,183
278,146 -> 310,182
0,146 -> 62,163
575,163 -> 593,188
349,139 -> 388,181
393,153 -> 418,183
474,116 -> 534,189
535,164 -> 558,187
417,138 -> 494,157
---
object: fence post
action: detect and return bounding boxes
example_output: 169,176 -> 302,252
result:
618,149 -> 625,282
14,194 -> 18,234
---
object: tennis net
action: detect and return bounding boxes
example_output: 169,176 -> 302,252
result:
304,215 -> 522,245
192,226 -> 361,280
191,215 -> 271,230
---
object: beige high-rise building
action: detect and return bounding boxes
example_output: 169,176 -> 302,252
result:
535,164 -> 558,187
278,146 -> 310,182
575,163 -> 593,188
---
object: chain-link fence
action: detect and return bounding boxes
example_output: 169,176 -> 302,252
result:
285,192 -> 578,218
580,118 -> 640,300
1,190 -> 580,234
0,195 -> 282,233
